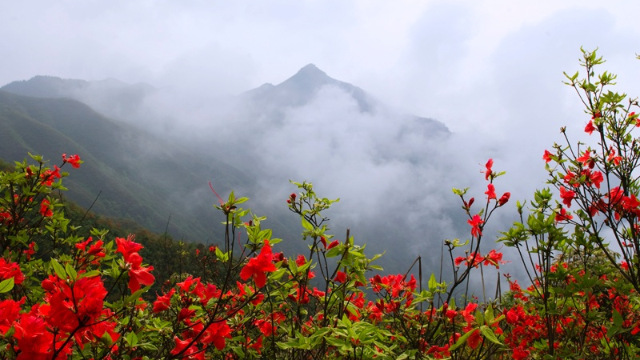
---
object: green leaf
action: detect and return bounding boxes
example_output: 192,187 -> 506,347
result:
65,263 -> 77,281
0,277 -> 14,293
100,332 -> 113,347
78,270 -> 101,279
301,218 -> 314,231
50,259 -> 67,279
484,304 -> 495,323
138,342 -> 159,351
449,328 -> 476,351
125,285 -> 152,305
125,332 -> 138,347
480,325 -> 502,345
613,309 -> 623,327
428,273 -> 437,292
452,187 -> 469,196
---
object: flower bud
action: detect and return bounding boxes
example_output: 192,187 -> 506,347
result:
498,192 -> 511,206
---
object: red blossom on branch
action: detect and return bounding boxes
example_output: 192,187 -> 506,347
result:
555,207 -> 573,223
40,166 -> 61,186
584,120 -> 596,135
240,240 -> 277,288
61,154 -> 82,168
468,214 -> 484,237
483,159 -> 493,180
0,258 -> 24,285
39,199 -> 53,217
559,187 -> 576,208
498,192 -> 510,206
485,184 -> 496,200
577,149 -> 595,169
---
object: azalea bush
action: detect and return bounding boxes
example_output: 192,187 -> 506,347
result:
497,48 -> 640,359
0,48 -> 639,360
0,152 -> 505,359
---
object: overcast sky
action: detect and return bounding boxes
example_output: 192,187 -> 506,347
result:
3,1 -> 640,281
3,1 -> 639,126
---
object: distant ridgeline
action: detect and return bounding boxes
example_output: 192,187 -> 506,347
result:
0,67 -> 450,274
0,88 -> 248,244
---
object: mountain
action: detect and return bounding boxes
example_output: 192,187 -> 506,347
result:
0,89 -> 251,243
240,64 -> 449,134
1,76 -> 155,122
242,64 -> 375,112
0,66 -> 458,275
1,66 -> 449,137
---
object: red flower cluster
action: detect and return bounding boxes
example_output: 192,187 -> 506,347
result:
116,235 -> 155,292
468,214 -> 483,237
39,199 -> 53,217
40,166 -> 61,186
0,258 -> 24,285
62,153 -> 82,168
240,240 -> 277,288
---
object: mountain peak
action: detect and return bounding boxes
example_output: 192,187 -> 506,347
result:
280,63 -> 333,91
296,63 -> 325,76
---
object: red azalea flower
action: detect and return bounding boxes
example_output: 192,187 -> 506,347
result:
153,289 -> 176,313
467,329 -> 482,349
199,283 -> 221,305
563,170 -> 578,187
584,120 -> 596,134
334,271 -> 347,283
461,302 -> 477,324
171,336 -> 204,360
555,207 -> 573,223
76,237 -> 106,259
459,253 -> 484,268
483,159 -> 493,180
240,240 -> 277,288
483,249 -> 506,268
40,165 -> 61,186
201,322 -> 231,350
39,199 -> 53,217
115,235 -> 144,263
126,252 -> 155,292
589,171 -> 604,189
42,275 -> 107,333
0,298 -> 23,335
427,344 -> 450,359
543,150 -> 553,163
62,154 -> 82,168
14,310 -> 68,360
23,242 -> 36,260
607,147 -> 622,165
0,258 -> 24,285
608,187 -> 624,205
468,214 -> 484,237
577,149 -> 595,168
559,187 -> 576,208
485,184 -> 496,200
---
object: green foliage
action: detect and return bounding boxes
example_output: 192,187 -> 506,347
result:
3,48 -> 640,360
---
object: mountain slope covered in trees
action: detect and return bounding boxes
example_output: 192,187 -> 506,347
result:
0,90 -> 251,243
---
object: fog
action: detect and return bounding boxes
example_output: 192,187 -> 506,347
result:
2,0 -> 640,295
